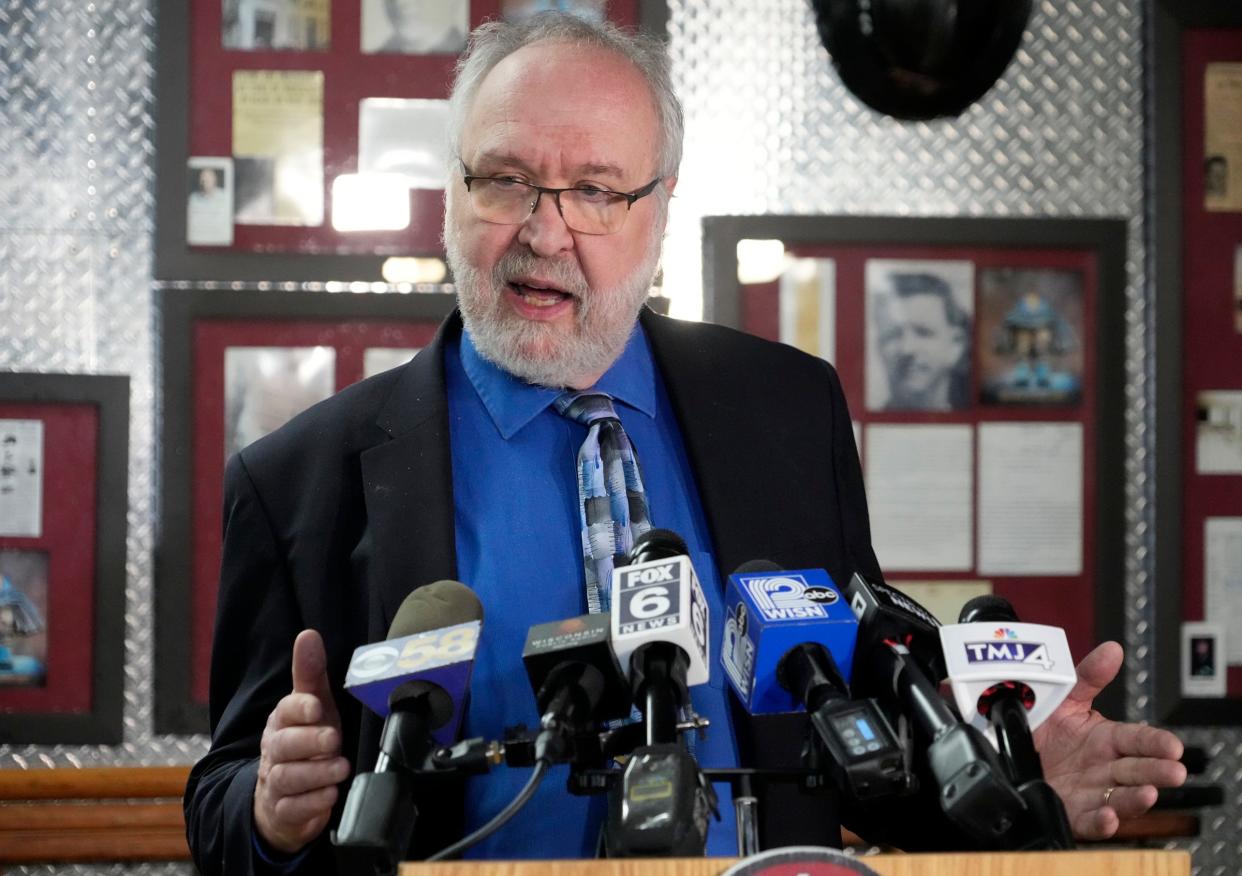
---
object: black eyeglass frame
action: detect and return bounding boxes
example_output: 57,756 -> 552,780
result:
460,172 -> 663,233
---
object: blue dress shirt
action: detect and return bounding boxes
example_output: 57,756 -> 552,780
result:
445,322 -> 741,859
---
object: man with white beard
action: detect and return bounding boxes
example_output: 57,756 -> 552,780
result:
185,12 -> 1186,875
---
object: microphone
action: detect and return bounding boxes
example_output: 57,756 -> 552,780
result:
844,572 -> 1027,848
940,595 -> 1076,849
722,562 -> 909,803
609,528 -> 710,741
332,580 -> 484,874
939,596 -> 1076,741
521,612 -> 632,762
604,529 -> 717,858
721,561 -> 857,714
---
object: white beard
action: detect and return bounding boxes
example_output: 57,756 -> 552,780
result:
444,216 -> 663,389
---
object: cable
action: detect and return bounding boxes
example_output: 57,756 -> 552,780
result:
425,760 -> 551,861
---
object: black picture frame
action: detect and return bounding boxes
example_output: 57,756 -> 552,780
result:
0,373 -> 129,745
1151,1 -> 1242,725
702,214 -> 1129,719
153,1 -> 670,283
154,288 -> 458,734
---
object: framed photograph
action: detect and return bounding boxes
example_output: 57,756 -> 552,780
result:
155,288 -> 457,733
360,0 -> 468,55
1152,1 -> 1242,724
222,0 -> 332,51
702,215 -> 1127,717
187,157 -> 235,247
864,259 -> 973,412
501,0 -> 608,23
1182,622 -> 1227,699
155,0 -> 667,282
0,373 -> 128,744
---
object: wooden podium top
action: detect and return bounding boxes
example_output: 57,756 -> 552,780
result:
401,849 -> 1190,876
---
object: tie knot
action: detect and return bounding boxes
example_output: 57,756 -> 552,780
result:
554,391 -> 619,427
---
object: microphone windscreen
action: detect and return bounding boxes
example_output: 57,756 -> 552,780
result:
388,580 -> 484,639
628,528 -> 690,564
958,595 -> 1019,625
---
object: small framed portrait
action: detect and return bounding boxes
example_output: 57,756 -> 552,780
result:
360,0 -> 468,55
221,0 -> 331,50
1182,622 -> 1226,698
502,0 -> 606,23
977,267 -> 1085,406
865,259 -> 974,413
187,157 -> 235,247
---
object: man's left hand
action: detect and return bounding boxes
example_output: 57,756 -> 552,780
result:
1034,641 -> 1187,840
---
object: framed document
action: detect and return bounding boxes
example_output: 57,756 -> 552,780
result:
703,215 -> 1127,717
155,288 -> 456,733
154,0 -> 664,282
1152,1 -> 1242,724
0,374 -> 128,744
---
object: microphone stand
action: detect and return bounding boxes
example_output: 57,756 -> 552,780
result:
603,641 -> 717,857
987,688 -> 1075,849
332,681 -> 454,875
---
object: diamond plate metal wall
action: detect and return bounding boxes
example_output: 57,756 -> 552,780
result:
0,0 -> 1231,873
0,0 -> 198,874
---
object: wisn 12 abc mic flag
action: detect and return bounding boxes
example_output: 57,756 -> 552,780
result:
722,568 -> 857,714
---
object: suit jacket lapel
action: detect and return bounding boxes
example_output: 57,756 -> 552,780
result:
641,309 -> 769,582
360,312 -> 461,632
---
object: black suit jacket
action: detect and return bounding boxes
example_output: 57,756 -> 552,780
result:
184,309 -> 886,874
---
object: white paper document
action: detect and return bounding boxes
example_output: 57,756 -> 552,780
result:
895,579 -> 993,627
1205,517 -> 1242,663
865,424 -> 973,571
977,422 -> 1082,575
0,419 -> 44,538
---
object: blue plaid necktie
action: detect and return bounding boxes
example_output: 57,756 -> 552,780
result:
555,391 -> 653,614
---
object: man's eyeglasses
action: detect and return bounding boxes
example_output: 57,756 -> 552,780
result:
461,172 -> 661,235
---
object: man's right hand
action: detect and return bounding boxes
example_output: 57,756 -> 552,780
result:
253,628 -> 352,855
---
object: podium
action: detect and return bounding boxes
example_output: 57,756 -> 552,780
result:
400,850 -> 1190,875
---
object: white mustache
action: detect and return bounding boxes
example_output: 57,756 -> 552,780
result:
493,248 -> 590,298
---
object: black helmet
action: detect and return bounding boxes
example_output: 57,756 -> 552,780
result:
810,0 -> 1033,121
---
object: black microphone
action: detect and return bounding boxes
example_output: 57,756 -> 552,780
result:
604,528 -> 717,858
844,572 -> 1027,848
610,529 -> 710,743
332,580 -> 484,875
949,595 -> 1075,849
521,612 -> 632,763
721,560 -> 909,803
959,595 -> 1020,624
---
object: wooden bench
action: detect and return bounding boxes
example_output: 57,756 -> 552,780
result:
0,765 -> 192,865
0,764 -> 1201,865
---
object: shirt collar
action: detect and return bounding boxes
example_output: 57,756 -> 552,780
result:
460,322 -> 658,440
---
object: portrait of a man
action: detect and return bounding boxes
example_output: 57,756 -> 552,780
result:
866,262 -> 974,412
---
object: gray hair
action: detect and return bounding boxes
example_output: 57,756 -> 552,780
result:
446,13 -> 684,182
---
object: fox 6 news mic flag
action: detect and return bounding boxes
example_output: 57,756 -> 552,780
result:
722,568 -> 858,714
938,621 -> 1077,741
343,619 -> 481,746
610,554 -> 710,686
